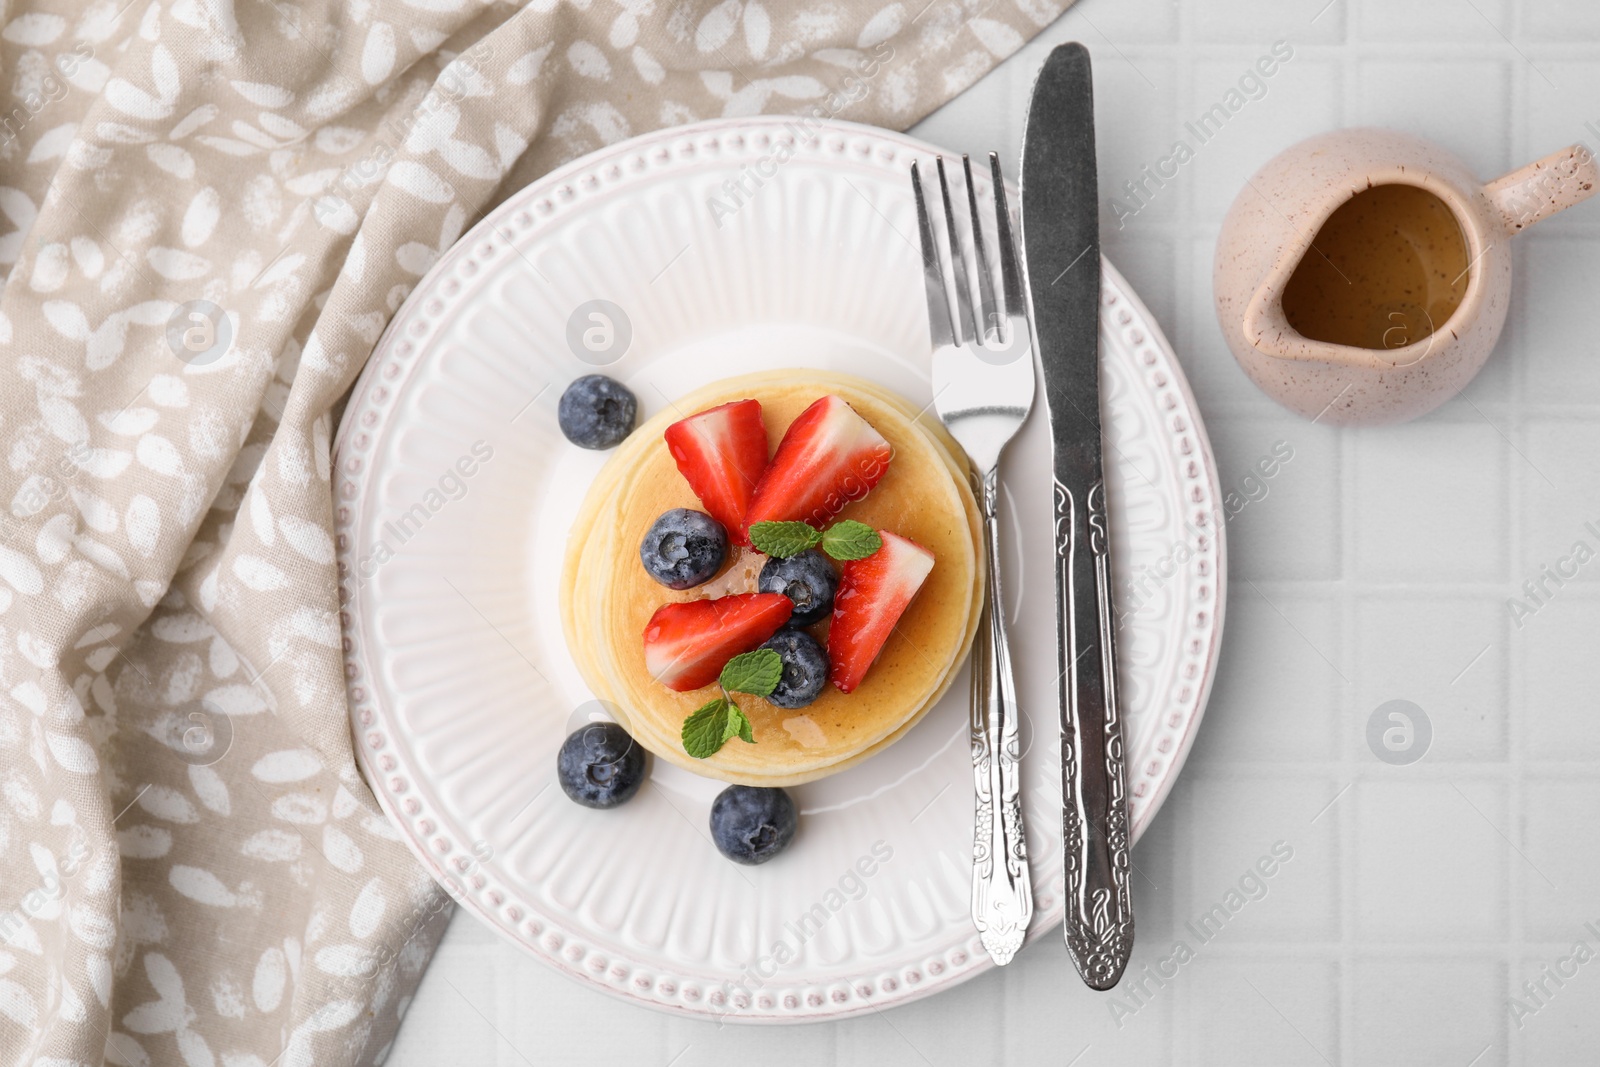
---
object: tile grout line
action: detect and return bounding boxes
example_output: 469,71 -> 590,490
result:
1191,398 -> 1600,421
1098,40 -> 1595,57
1191,578 -> 1600,597
1505,23 -> 1527,1067
1004,938 -> 1593,955
1314,19 -> 1355,1063
1337,341 -> 1356,1067
1179,762 -> 1591,780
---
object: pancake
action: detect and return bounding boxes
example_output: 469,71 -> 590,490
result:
560,370 -> 983,786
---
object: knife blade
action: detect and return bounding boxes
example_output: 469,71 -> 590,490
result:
1019,41 -> 1134,991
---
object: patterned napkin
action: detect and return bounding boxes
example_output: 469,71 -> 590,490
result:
0,1 -> 1069,1063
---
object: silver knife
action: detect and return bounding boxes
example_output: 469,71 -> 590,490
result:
1019,42 -> 1134,990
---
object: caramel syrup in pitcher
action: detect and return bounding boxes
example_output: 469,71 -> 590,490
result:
1280,183 -> 1470,351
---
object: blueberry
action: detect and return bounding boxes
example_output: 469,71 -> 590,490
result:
761,630 -> 829,709
558,374 -> 636,449
709,785 -> 798,865
640,508 -> 728,589
758,549 -> 837,626
557,722 -> 646,808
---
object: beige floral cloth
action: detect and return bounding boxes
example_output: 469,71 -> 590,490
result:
0,0 -> 1069,1063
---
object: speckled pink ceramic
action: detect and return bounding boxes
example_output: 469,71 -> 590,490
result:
1214,129 -> 1599,425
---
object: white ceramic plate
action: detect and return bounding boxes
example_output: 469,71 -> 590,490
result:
335,118 -> 1225,1022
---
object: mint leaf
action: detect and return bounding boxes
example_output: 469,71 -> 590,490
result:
682,697 -> 731,759
821,520 -> 882,561
749,520 -> 822,558
721,649 -> 782,697
682,695 -> 758,757
727,701 -> 755,744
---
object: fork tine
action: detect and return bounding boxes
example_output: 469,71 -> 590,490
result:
989,152 -> 1025,344
912,161 -> 955,349
963,155 -> 1000,344
936,156 -> 977,344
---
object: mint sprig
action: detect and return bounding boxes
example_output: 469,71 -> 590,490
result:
750,518 -> 883,562
748,520 -> 821,557
820,519 -> 882,561
682,698 -> 754,758
680,648 -> 782,759
719,649 -> 782,697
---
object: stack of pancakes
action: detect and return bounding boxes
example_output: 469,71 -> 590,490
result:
561,370 -> 983,786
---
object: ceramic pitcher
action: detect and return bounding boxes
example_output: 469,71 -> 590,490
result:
1214,129 -> 1598,425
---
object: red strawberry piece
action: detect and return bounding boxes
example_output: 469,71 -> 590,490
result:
643,592 -> 793,692
744,395 -> 893,531
663,399 -> 769,545
827,531 -> 935,694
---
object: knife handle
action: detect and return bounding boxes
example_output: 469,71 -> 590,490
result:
1055,476 -> 1134,989
969,465 -> 1033,966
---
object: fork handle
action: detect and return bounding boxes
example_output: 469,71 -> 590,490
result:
969,464 -> 1033,965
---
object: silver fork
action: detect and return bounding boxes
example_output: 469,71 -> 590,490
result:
912,154 -> 1035,966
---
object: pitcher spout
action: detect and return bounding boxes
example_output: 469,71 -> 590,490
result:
1240,283 -> 1402,369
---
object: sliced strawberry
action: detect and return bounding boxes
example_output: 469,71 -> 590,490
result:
744,395 -> 893,531
643,592 -> 793,692
664,400 -> 769,544
827,532 -> 935,693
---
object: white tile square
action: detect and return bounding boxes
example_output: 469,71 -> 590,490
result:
1524,0 -> 1600,40
1353,779 -> 1509,940
839,962 -> 1005,1066
1191,958 -> 1340,1065
1187,594 -> 1343,762
1351,597 -> 1508,762
1353,60 -> 1512,178
1189,0 -> 1347,44
1521,779 -> 1600,941
388,973 -> 503,1063
1519,237 -> 1600,406
395,918 -> 671,1065
1515,945 -> 1600,1061
993,21 -> 1179,230
1179,776 -> 1341,942
1356,0 -> 1510,40
1351,422 -> 1509,582
1065,0 -> 1180,42
1521,422 -> 1600,585
1104,234 -> 1176,339
1209,415 -> 1341,580
1190,58 -> 1344,226
1001,936 -> 1172,1062
1352,957 -> 1504,1066
1130,798 -> 1182,947
1090,54 -> 1182,231
668,1011 -> 835,1064
1523,598 -> 1600,760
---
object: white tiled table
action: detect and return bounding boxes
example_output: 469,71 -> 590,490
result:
389,2 -> 1600,1063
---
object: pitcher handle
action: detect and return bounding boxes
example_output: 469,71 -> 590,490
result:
1485,144 -> 1599,236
